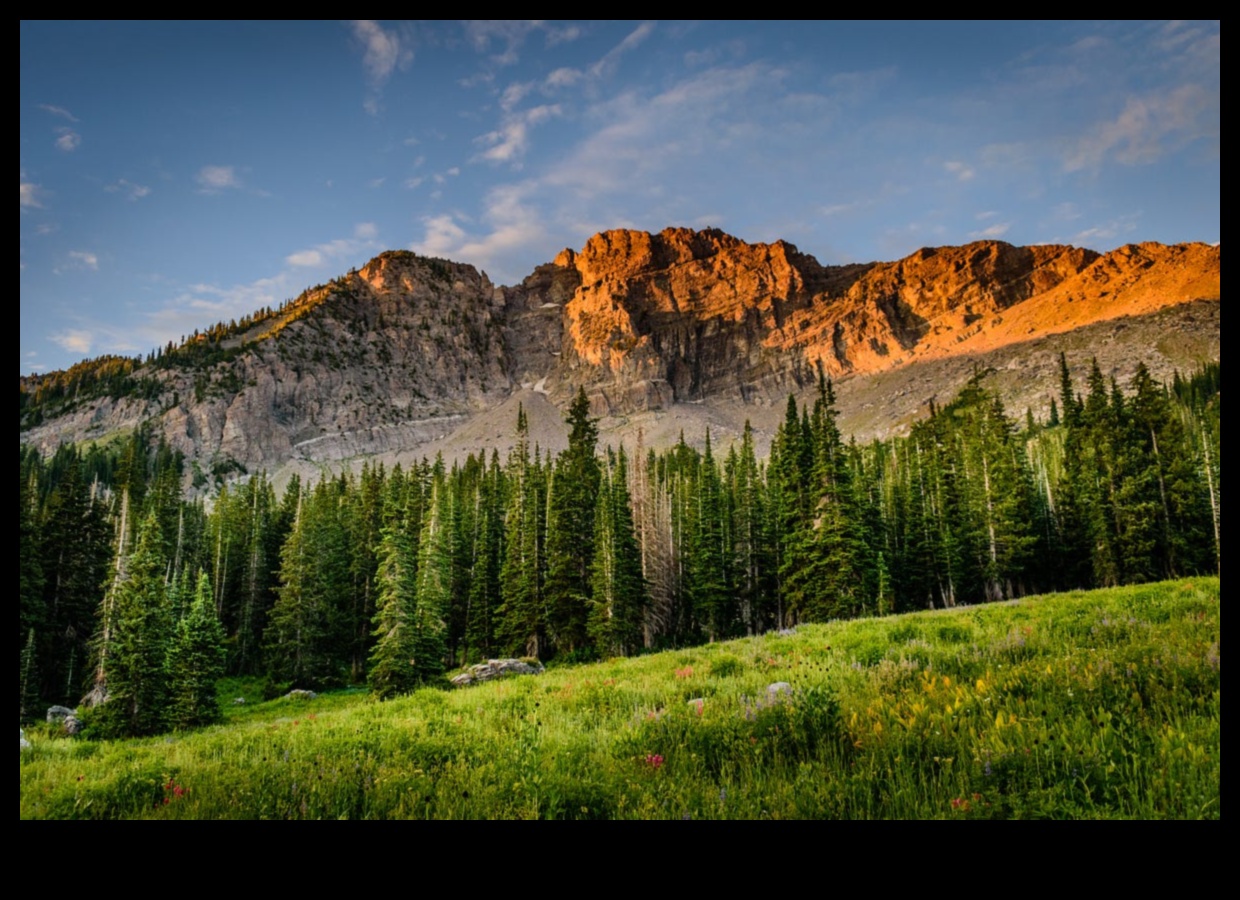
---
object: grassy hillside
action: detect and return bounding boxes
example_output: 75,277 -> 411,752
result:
20,578 -> 1219,819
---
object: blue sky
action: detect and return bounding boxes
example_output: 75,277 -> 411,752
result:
20,21 -> 1219,375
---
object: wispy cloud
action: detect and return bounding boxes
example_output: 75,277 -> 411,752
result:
474,104 -> 561,165
20,179 -> 43,209
588,22 -> 654,79
352,20 -> 407,84
51,329 -> 94,355
350,20 -> 413,115
105,179 -> 151,200
285,223 -> 381,268
968,222 -> 1010,240
944,160 -> 974,182
68,251 -> 99,270
1072,213 -> 1141,245
54,127 -> 81,151
196,165 -> 242,192
545,24 -> 583,47
1064,84 -> 1216,172
464,20 -> 544,66
38,104 -> 78,122
411,182 -> 546,279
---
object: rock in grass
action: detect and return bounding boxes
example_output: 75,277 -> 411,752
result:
766,682 -> 793,701
233,697 -> 246,705
20,729 -> 30,751
451,658 -> 545,687
62,715 -> 83,736
46,705 -> 75,724
284,689 -> 317,701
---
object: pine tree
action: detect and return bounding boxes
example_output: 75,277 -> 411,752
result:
410,473 -> 450,681
688,432 -> 731,640
545,388 -> 601,654
367,502 -> 420,698
93,511 -> 172,737
498,407 -> 548,657
20,629 -> 40,724
166,571 -> 227,729
589,448 -> 647,656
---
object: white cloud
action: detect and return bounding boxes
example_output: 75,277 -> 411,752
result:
51,329 -> 94,354
464,20 -> 543,66
285,223 -> 382,268
968,223 -> 1011,239
500,81 -> 534,112
546,25 -> 582,46
475,104 -> 562,164
411,182 -> 546,279
196,165 -> 241,191
351,21 -> 414,115
1064,84 -> 1217,172
351,20 -> 411,85
404,176 -> 425,189
446,167 -> 460,177
20,180 -> 42,209
68,251 -> 99,270
588,22 -> 655,79
38,104 -> 78,122
944,160 -> 975,182
544,67 -> 583,89
105,178 -> 151,200
54,128 -> 81,151
286,249 -> 323,267
1072,213 -> 1141,245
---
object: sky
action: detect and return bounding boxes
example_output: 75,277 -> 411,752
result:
20,20 -> 1219,375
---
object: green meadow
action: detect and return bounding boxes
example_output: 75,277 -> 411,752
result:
20,578 -> 1219,819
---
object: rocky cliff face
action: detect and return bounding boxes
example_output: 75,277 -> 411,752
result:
19,229 -> 1220,481
547,228 -> 1216,414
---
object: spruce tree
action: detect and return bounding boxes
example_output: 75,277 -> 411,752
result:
93,510 -> 172,737
368,504 -> 420,698
166,571 -> 227,729
410,473 -> 451,681
589,448 -> 647,656
545,388 -> 601,654
498,406 -> 548,657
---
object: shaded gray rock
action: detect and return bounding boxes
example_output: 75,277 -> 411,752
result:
766,682 -> 793,701
20,729 -> 31,751
46,705 -> 75,724
63,715 -> 84,736
233,697 -> 246,705
451,658 -> 545,687
284,689 -> 317,701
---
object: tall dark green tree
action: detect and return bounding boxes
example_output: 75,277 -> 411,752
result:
92,510 -> 172,737
166,570 -> 227,729
589,447 -> 647,656
545,388 -> 601,654
498,407 -> 548,657
367,498 -> 420,698
410,472 -> 451,681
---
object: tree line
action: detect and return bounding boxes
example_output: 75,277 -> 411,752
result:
19,358 -> 1220,734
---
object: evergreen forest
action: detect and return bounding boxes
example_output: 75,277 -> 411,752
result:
18,357 -> 1221,738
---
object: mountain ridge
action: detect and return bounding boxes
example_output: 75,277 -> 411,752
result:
20,228 -> 1220,486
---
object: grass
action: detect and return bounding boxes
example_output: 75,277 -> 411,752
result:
19,578 -> 1220,819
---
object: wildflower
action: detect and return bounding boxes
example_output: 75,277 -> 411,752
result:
644,754 -> 665,770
